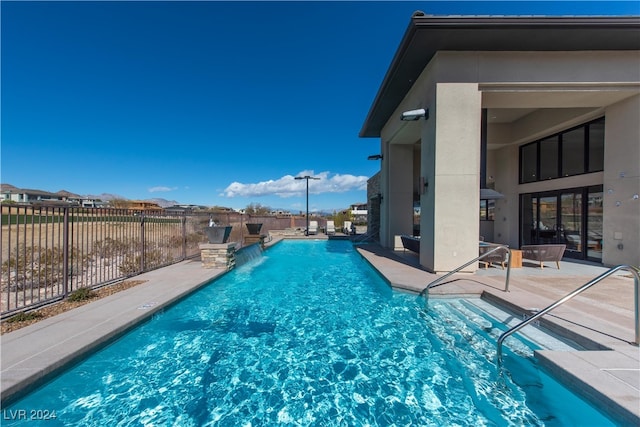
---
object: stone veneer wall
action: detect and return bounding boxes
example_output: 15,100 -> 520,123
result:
367,172 -> 381,239
199,242 -> 237,270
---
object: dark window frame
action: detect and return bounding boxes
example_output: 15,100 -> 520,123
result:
519,185 -> 603,262
479,199 -> 495,221
519,117 -> 604,184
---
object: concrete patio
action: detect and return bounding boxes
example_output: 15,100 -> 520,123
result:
1,238 -> 638,425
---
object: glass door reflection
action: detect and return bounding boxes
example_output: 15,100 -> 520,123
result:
560,192 -> 582,257
587,190 -> 603,261
538,196 -> 559,244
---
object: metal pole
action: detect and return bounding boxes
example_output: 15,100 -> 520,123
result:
140,212 -> 145,272
305,178 -> 309,235
62,207 -> 70,297
295,175 -> 320,236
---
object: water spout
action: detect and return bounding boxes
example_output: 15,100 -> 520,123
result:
204,225 -> 232,244
246,223 -> 263,235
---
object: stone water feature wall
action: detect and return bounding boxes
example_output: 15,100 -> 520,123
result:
199,242 -> 237,270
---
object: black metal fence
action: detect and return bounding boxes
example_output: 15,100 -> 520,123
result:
0,205 -> 218,317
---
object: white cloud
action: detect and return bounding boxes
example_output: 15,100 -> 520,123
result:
221,171 -> 368,198
148,186 -> 177,193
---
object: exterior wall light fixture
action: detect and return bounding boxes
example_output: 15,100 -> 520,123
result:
400,108 -> 428,121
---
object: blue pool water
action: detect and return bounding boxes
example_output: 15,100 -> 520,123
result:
4,240 -> 616,426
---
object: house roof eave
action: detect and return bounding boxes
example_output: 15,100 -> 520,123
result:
359,14 -> 640,138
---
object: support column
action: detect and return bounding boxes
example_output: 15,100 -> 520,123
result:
421,83 -> 481,272
382,144 -> 414,248
603,94 -> 640,266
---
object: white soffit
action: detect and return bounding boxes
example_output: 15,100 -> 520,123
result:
481,85 -> 640,109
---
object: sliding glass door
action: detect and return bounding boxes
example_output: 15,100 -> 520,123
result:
520,186 -> 603,261
586,190 -> 603,261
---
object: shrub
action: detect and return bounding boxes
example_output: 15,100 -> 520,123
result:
6,311 -> 43,323
1,245 -> 65,289
67,287 -> 97,302
91,237 -> 130,258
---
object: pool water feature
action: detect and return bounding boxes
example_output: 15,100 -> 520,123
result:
4,240 -> 616,426
234,242 -> 264,267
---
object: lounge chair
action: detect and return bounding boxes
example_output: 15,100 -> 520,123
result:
326,220 -> 336,235
521,244 -> 566,269
307,220 -> 318,235
343,221 -> 352,235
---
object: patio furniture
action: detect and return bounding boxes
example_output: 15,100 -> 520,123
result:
401,235 -> 420,253
343,221 -> 353,235
479,242 -> 509,269
510,249 -> 523,268
521,244 -> 566,269
326,220 -> 336,235
308,221 -> 318,235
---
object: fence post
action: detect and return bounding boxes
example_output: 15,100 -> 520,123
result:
62,207 -> 70,297
140,212 -> 146,272
181,215 -> 187,260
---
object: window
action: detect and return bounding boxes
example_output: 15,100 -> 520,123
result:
519,118 -> 604,184
520,143 -> 537,183
588,120 -> 605,172
539,136 -> 559,180
562,127 -> 585,176
479,199 -> 495,220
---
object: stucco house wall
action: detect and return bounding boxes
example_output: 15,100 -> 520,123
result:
363,15 -> 640,271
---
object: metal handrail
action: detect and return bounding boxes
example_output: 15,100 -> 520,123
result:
496,264 -> 640,365
419,244 -> 512,297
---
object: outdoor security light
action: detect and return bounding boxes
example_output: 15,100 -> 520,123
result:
400,108 -> 428,121
367,154 -> 383,160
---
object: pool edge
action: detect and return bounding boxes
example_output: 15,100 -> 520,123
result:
0,260 -> 226,407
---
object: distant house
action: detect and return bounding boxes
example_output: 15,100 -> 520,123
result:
1,185 -> 109,208
55,190 -> 95,206
163,205 -> 206,214
127,201 -> 163,211
0,184 -> 63,205
80,199 -> 109,208
350,203 -> 368,222
0,184 -> 20,202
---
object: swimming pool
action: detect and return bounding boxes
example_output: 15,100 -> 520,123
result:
3,240 -> 616,426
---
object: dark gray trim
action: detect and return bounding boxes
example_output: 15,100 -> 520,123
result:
360,15 -> 640,138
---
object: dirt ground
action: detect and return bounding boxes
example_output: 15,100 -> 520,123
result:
1,280 -> 147,335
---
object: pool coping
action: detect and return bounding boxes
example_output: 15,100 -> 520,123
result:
1,239 -> 638,425
356,244 -> 640,425
0,260 -> 227,405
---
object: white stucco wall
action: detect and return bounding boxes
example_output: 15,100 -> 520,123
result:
602,95 -> 640,266
419,83 -> 481,272
377,49 -> 639,270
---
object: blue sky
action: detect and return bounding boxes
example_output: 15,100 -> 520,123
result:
2,1 -> 638,213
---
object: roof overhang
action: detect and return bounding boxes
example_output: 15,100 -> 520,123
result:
359,14 -> 640,138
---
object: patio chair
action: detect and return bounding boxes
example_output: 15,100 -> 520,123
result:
308,220 -> 318,235
326,220 -> 336,235
479,243 -> 508,269
343,221 -> 352,235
